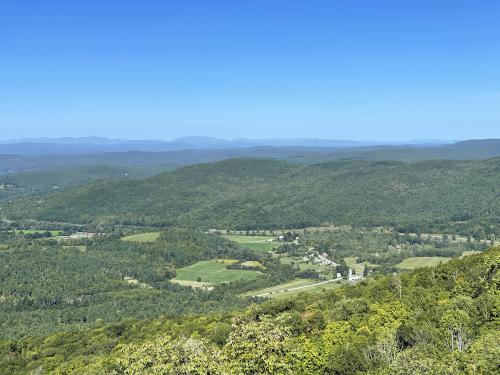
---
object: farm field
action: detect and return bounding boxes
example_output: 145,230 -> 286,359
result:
241,260 -> 264,268
344,256 -> 365,274
222,234 -> 277,252
396,256 -> 451,269
243,278 -> 342,299
242,278 -> 315,296
172,260 -> 262,285
121,232 -> 161,242
214,258 -> 240,265
270,281 -> 341,299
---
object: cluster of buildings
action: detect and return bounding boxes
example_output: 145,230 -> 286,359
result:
348,268 -> 364,281
302,249 -> 366,282
60,232 -> 96,241
303,252 -> 338,266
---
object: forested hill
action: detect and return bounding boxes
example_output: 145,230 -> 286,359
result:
0,164 -> 166,201
1,247 -> 498,374
5,157 -> 500,234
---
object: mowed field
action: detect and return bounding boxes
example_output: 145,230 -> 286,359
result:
242,278 -> 315,296
172,260 -> 262,285
121,232 -> 161,242
396,256 -> 451,269
222,234 -> 277,252
243,278 -> 341,299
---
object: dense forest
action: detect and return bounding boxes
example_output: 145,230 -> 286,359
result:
5,158 -> 499,235
1,247 -> 497,374
0,230 -> 297,339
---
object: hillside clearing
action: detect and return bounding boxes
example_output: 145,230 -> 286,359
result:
396,256 -> 451,269
243,278 -> 342,299
241,260 -> 264,268
172,260 -> 262,285
222,234 -> 277,252
121,232 -> 161,242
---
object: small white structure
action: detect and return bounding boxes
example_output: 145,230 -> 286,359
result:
348,268 -> 364,281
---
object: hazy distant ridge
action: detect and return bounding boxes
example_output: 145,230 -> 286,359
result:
0,136 -> 454,155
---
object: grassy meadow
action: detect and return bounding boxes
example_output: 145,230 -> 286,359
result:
396,256 -> 451,269
172,260 -> 262,285
222,234 -> 277,252
121,232 -> 161,242
243,278 -> 342,299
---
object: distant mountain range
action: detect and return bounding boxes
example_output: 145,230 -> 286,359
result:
0,136 -> 455,155
0,139 -> 498,174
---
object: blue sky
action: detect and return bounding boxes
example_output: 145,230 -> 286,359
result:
1,0 -> 499,141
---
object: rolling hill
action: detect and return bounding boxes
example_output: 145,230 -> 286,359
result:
0,164 -> 171,202
5,157 -> 499,234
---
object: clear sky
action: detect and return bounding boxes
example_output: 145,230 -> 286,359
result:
1,0 -> 499,141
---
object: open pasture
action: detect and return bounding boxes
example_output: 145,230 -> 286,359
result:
396,256 -> 451,269
121,232 -> 161,242
222,234 -> 277,252
242,278 -> 315,296
243,278 -> 341,299
241,260 -> 264,268
173,260 -> 262,285
214,258 -> 240,265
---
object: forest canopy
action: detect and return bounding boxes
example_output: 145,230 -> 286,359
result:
4,158 -> 500,235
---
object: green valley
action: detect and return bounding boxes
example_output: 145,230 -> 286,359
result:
3,1 -> 500,372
